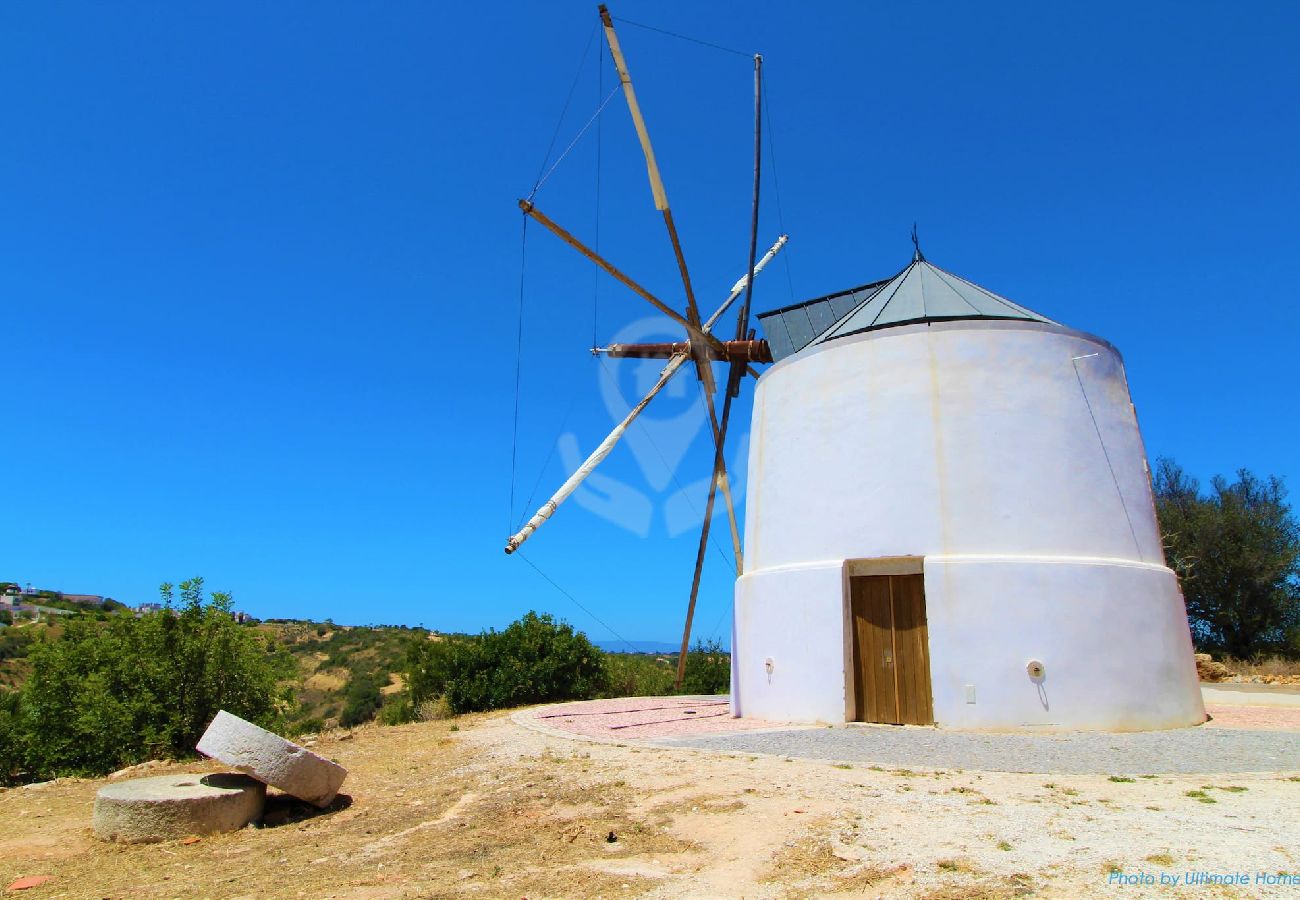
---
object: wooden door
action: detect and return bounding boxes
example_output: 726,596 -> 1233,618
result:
850,573 -> 933,725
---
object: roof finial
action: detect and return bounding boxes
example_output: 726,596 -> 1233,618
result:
911,222 -> 925,263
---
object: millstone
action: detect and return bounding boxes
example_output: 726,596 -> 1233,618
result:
93,773 -> 266,843
196,710 -> 348,808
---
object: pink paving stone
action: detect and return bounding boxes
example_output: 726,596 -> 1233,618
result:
1203,704 -> 1300,731
528,696 -> 794,740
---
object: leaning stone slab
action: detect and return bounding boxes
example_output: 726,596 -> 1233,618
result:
196,710 -> 347,808
93,773 -> 265,843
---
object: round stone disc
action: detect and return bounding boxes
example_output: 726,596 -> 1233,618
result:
93,773 -> 266,843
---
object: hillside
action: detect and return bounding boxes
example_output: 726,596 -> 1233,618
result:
256,620 -> 428,733
0,615 -> 426,735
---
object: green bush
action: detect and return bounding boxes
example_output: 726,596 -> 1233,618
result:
679,638 -> 731,695
0,688 -> 21,780
377,695 -> 413,726
602,652 -> 677,698
339,672 -> 383,727
1,578 -> 293,784
405,611 -> 607,714
0,627 -> 33,661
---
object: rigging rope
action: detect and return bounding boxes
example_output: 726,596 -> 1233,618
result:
529,24 -> 599,198
612,15 -> 753,59
529,85 -> 621,203
517,551 -> 639,653
762,75 -> 797,305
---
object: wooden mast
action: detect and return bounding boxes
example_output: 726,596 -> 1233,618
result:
676,52 -> 763,689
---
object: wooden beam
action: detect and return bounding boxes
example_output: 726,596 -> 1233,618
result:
520,200 -> 728,357
599,4 -> 668,212
598,6 -> 714,393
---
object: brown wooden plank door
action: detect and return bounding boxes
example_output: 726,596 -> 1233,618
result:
849,573 -> 933,725
850,575 -> 895,723
890,574 -> 934,726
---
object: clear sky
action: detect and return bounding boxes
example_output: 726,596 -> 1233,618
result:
3,2 -> 1297,646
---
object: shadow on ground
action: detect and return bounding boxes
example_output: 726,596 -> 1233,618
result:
259,792 -> 353,828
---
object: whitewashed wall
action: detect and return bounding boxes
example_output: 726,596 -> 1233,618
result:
732,320 -> 1205,730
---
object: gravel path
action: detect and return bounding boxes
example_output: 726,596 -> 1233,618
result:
652,724 -> 1299,774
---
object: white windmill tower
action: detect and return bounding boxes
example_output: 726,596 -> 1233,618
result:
737,239 -> 1207,731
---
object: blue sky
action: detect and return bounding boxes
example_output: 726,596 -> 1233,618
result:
2,2 -> 1297,645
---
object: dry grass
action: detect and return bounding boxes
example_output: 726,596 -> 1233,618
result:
765,830 -> 907,898
2,707 -> 1295,898
649,794 -> 746,820
0,714 -> 691,899
1221,655 -> 1300,678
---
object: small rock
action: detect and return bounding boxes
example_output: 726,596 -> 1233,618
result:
606,831 -> 618,843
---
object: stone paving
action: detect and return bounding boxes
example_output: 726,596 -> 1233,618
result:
652,720 -> 1299,775
519,696 -> 1299,775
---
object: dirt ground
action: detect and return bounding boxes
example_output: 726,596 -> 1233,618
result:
2,711 -> 1297,899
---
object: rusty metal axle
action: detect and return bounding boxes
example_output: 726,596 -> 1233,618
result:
594,339 -> 772,364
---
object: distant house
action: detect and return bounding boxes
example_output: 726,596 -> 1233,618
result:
136,602 -> 166,615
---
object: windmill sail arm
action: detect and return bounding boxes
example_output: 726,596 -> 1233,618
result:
703,234 -> 788,331
504,353 -> 689,554
599,4 -> 668,212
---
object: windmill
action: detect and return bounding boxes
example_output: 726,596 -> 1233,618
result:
504,5 -> 787,687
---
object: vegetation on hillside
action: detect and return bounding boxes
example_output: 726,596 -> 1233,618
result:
1154,459 -> 1300,658
0,579 -> 291,785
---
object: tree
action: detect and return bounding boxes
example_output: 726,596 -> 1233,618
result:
405,611 -> 607,714
1153,458 -> 1300,658
5,578 -> 293,783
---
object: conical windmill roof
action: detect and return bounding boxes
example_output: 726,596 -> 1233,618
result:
757,252 -> 1057,362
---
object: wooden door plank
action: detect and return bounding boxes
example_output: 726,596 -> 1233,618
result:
867,576 -> 896,724
890,574 -> 934,725
849,575 -> 897,724
849,578 -> 866,722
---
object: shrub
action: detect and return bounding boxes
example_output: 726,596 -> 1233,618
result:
2,578 -> 292,783
679,638 -> 731,695
377,695 -> 414,726
405,611 -> 607,713
601,652 -> 677,698
339,672 -> 383,727
0,688 -> 21,780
